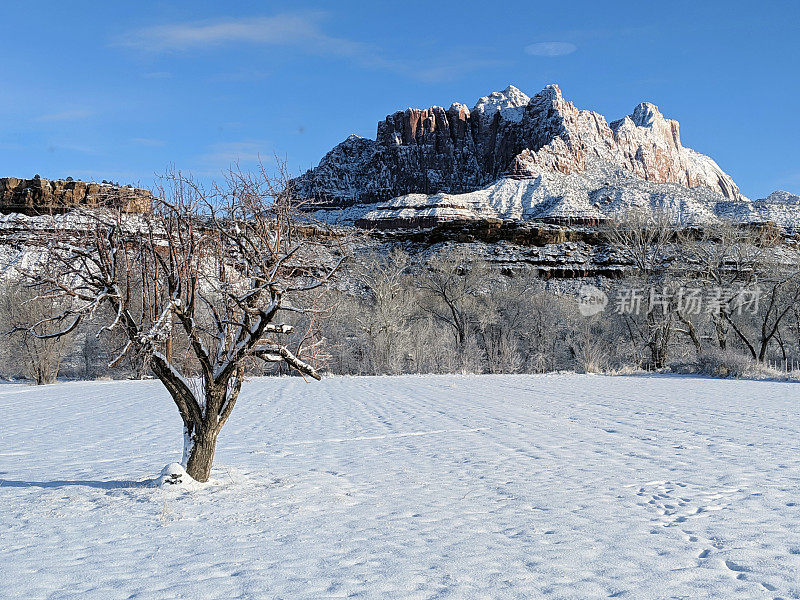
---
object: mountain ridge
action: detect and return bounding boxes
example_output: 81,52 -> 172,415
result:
292,84 -> 796,230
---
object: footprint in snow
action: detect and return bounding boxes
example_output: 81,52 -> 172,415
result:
760,582 -> 777,591
635,480 -> 743,529
724,559 -> 749,573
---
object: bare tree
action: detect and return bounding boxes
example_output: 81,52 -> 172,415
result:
473,272 -> 530,374
605,209 -> 678,369
18,166 -> 343,482
355,249 -> 414,374
418,250 -> 489,349
728,270 -> 800,362
682,221 -> 800,362
679,221 -> 765,351
567,317 -> 609,373
2,280 -> 73,384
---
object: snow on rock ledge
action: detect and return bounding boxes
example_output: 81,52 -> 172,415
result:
319,160 -> 790,230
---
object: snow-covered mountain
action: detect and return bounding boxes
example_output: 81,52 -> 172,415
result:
292,85 -> 798,230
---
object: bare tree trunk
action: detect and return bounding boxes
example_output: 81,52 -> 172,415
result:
646,311 -> 671,369
178,380 -> 238,482
183,422 -> 219,482
676,311 -> 702,354
713,314 -> 728,350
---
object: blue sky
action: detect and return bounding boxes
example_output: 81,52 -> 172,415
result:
1,0 -> 797,198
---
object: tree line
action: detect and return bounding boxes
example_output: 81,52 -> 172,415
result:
5,208 -> 799,385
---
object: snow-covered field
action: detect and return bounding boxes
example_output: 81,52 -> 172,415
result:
2,374 -> 799,599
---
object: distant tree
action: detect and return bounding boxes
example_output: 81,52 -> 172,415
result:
418,250 -> 488,349
2,281 -> 73,384
355,249 -> 415,374
18,165 -> 343,482
605,209 -> 678,369
681,221 -> 800,362
678,221 -> 762,352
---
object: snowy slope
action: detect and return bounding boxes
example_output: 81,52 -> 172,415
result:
2,374 -> 800,599
308,161 -> 793,229
0,211 -> 155,281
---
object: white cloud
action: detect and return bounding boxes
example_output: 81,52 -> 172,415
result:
35,109 -> 93,122
116,13 -> 501,82
116,12 -> 369,60
524,42 -> 577,57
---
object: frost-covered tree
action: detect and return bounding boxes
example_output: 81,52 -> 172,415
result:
2,280 -> 73,384
605,209 -> 678,369
18,166 -> 342,482
418,250 -> 489,349
354,249 -> 415,374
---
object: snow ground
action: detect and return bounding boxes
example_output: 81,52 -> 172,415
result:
1,374 -> 799,599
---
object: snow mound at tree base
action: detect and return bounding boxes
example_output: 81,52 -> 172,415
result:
150,463 -> 202,489
147,463 -> 226,490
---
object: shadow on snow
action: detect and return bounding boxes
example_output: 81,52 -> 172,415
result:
0,478 -> 144,490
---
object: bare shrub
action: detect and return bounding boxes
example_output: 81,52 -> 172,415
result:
698,348 -> 784,379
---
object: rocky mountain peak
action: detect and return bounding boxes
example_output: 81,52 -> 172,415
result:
536,83 -> 564,101
764,190 -> 800,204
448,102 -> 471,117
616,101 -> 682,148
473,85 -> 531,124
630,102 -> 662,127
291,84 -> 753,213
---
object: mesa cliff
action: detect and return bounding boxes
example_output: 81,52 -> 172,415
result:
0,176 -> 152,216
